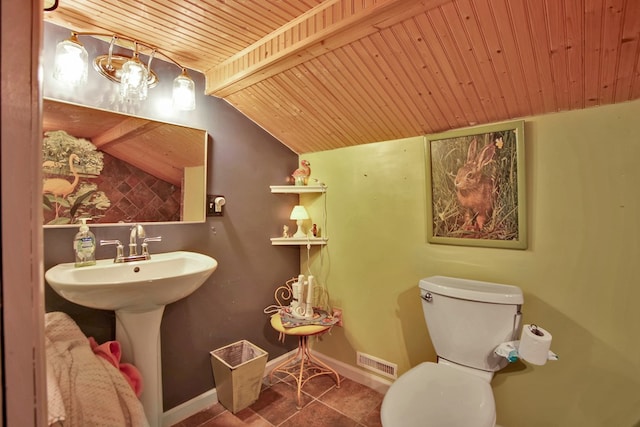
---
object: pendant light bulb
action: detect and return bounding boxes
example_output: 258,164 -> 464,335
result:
172,69 -> 196,111
120,48 -> 149,102
53,33 -> 88,87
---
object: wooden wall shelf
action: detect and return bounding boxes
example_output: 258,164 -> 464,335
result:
270,185 -> 326,194
270,237 -> 328,246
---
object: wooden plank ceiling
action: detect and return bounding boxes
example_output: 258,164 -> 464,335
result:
45,0 -> 640,154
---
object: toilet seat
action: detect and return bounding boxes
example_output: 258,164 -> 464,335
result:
380,362 -> 496,427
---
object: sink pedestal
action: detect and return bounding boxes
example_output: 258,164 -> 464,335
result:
116,307 -> 165,427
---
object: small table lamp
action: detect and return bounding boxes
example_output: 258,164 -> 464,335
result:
290,205 -> 309,238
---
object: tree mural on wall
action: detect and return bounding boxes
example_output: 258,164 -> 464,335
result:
42,130 -> 110,225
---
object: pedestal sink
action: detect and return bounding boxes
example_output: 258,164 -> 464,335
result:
45,251 -> 218,427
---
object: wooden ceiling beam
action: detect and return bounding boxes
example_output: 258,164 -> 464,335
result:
91,117 -> 160,149
205,0 -> 451,97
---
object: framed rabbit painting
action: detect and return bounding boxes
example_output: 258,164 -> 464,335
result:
424,120 -> 527,249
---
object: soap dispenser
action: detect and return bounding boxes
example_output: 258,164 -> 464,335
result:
74,218 -> 96,267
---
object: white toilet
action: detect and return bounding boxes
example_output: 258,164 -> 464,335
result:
380,276 -> 523,427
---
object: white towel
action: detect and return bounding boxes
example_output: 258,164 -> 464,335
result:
45,312 -> 149,427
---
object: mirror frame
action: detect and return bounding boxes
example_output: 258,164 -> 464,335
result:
42,98 -> 208,227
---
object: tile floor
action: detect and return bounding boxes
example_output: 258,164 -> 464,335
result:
172,372 -> 384,427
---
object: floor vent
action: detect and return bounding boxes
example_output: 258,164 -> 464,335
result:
356,352 -> 398,379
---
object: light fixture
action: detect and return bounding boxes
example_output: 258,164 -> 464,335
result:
290,205 -> 310,238
119,42 -> 149,101
53,31 -> 196,111
52,33 -> 88,87
173,69 -> 196,111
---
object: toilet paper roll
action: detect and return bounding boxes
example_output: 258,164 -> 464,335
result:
519,324 -> 552,366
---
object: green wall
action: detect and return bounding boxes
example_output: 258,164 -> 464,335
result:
302,99 -> 640,427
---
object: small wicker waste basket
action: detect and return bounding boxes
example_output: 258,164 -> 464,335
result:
210,340 -> 268,413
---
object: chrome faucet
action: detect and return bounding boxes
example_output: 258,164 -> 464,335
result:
100,224 -> 162,263
129,224 -> 146,257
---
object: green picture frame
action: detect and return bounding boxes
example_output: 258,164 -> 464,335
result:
425,120 -> 527,250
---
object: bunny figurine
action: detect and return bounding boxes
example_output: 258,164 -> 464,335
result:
454,139 -> 496,231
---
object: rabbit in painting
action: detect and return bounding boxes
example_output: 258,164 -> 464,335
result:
454,138 -> 496,231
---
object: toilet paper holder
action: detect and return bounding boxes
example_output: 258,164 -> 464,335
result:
494,341 -> 558,363
529,324 -> 544,337
494,324 -> 559,364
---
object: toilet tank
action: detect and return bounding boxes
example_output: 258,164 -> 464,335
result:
419,276 -> 523,372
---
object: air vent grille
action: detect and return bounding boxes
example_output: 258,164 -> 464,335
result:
356,352 -> 397,379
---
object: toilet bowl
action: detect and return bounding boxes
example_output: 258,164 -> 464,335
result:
381,362 -> 495,427
380,276 -> 523,427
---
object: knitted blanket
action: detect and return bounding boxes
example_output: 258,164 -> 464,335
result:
45,312 -> 149,427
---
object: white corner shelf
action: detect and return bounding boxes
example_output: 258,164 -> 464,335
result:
270,183 -> 328,246
270,185 -> 327,194
270,237 -> 328,246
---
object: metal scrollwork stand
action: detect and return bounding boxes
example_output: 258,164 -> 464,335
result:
266,278 -> 341,409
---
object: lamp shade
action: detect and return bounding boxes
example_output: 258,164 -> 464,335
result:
52,35 -> 88,86
120,54 -> 149,101
290,205 -> 309,220
290,205 -> 309,238
173,69 -> 196,111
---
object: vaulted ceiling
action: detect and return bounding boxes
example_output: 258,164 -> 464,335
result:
44,0 -> 640,154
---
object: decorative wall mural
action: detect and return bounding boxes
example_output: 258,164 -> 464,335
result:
42,130 -> 109,225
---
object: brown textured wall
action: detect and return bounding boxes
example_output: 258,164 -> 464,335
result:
92,153 -> 183,223
42,22 -> 300,410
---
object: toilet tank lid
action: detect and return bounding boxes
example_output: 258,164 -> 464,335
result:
419,276 -> 523,304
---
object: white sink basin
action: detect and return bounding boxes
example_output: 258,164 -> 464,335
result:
45,250 -> 218,311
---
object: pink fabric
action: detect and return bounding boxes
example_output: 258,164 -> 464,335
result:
88,337 -> 143,397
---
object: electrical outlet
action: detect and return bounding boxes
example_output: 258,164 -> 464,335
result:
332,307 -> 343,327
207,194 -> 225,216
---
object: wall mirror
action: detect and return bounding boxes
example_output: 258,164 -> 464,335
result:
42,98 -> 207,226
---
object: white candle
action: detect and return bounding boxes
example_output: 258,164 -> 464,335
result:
291,281 -> 300,310
306,275 -> 314,305
296,274 -> 305,307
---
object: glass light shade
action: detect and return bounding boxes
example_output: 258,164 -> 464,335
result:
172,70 -> 196,111
290,205 -> 309,220
52,36 -> 88,87
120,55 -> 149,101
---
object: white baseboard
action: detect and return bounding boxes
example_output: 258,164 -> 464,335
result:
162,387 -> 218,427
161,350 -> 297,427
309,350 -> 393,395
162,349 -> 392,426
